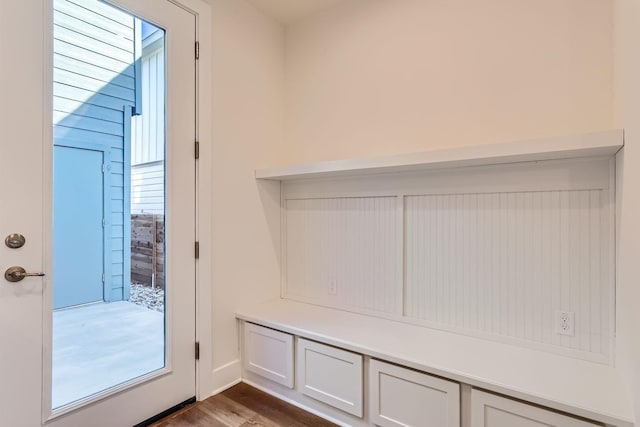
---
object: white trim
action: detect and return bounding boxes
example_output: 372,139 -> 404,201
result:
256,130 -> 623,181
170,0 -> 214,401
42,0 -> 55,421
608,157 -> 617,364
211,378 -> 242,397
208,360 -> 242,398
40,0 -> 213,423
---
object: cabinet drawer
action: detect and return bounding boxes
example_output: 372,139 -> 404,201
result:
471,389 -> 599,427
296,338 -> 363,417
369,359 -> 460,427
243,323 -> 294,388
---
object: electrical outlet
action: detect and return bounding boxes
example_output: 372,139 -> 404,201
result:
328,280 -> 337,295
555,310 -> 575,336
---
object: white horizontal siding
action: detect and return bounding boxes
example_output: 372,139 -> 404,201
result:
55,0 -> 133,41
285,197 -> 400,314
131,162 -> 165,214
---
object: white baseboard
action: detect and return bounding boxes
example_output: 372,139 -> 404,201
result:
242,379 -> 350,427
205,359 -> 242,399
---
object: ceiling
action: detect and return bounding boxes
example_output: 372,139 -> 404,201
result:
246,0 -> 347,24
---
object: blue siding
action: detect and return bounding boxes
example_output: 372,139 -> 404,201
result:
53,0 -> 135,302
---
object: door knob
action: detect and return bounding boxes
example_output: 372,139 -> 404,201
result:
4,266 -> 45,283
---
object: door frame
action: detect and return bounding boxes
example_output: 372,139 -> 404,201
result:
41,0 -> 213,421
52,142 -> 112,308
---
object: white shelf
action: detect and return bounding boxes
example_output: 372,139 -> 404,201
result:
255,130 -> 623,180
237,299 -> 634,427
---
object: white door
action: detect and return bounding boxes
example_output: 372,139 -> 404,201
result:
0,0 -> 198,425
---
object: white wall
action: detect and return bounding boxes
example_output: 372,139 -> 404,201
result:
613,0 -> 640,417
202,0 -> 640,417
206,0 -> 286,392
284,0 -> 613,163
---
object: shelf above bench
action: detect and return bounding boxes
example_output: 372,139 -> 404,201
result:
237,299 -> 633,427
255,130 -> 623,181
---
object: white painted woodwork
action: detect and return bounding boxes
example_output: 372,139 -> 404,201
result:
236,301 -> 633,427
282,157 -> 611,200
296,338 -> 364,417
281,156 -> 614,362
243,323 -> 294,388
369,359 -> 460,427
470,389 -> 599,427
256,130 -> 622,180
405,189 -> 611,360
46,0 -> 197,423
285,197 -> 400,314
1,0 -> 200,425
0,1 -> 47,425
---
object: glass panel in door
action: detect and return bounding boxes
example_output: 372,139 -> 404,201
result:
51,0 -> 167,409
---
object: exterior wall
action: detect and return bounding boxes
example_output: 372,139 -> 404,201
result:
131,31 -> 165,214
131,161 -> 164,214
53,0 -> 136,301
284,0 -> 613,164
131,34 -> 165,165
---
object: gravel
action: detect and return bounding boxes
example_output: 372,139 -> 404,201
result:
129,283 -> 165,312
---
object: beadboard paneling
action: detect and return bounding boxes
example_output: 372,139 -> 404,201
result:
281,159 -> 615,362
285,197 -> 400,314
405,190 -> 611,359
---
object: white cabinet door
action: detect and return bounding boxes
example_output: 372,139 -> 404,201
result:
370,359 -> 460,427
243,323 -> 294,388
471,390 -> 599,427
297,338 -> 363,417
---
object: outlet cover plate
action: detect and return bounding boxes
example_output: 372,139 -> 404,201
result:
555,310 -> 575,336
328,280 -> 337,295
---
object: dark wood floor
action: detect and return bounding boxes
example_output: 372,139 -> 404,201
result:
150,383 -> 337,427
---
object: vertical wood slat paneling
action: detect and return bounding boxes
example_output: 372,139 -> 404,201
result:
131,44 -> 165,166
286,197 -> 399,314
405,190 -> 610,359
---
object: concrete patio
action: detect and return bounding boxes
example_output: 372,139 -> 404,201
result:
52,301 -> 164,409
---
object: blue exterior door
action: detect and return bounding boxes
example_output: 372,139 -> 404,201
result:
53,145 -> 107,309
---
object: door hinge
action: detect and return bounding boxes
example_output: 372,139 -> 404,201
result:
102,164 -> 106,173
102,273 -> 105,283
195,41 -> 200,60
195,342 -> 200,360
195,241 -> 200,259
102,218 -> 106,228
195,140 -> 200,160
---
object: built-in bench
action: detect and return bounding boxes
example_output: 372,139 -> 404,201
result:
237,299 -> 633,427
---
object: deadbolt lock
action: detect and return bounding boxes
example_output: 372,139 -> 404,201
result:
4,233 -> 26,249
